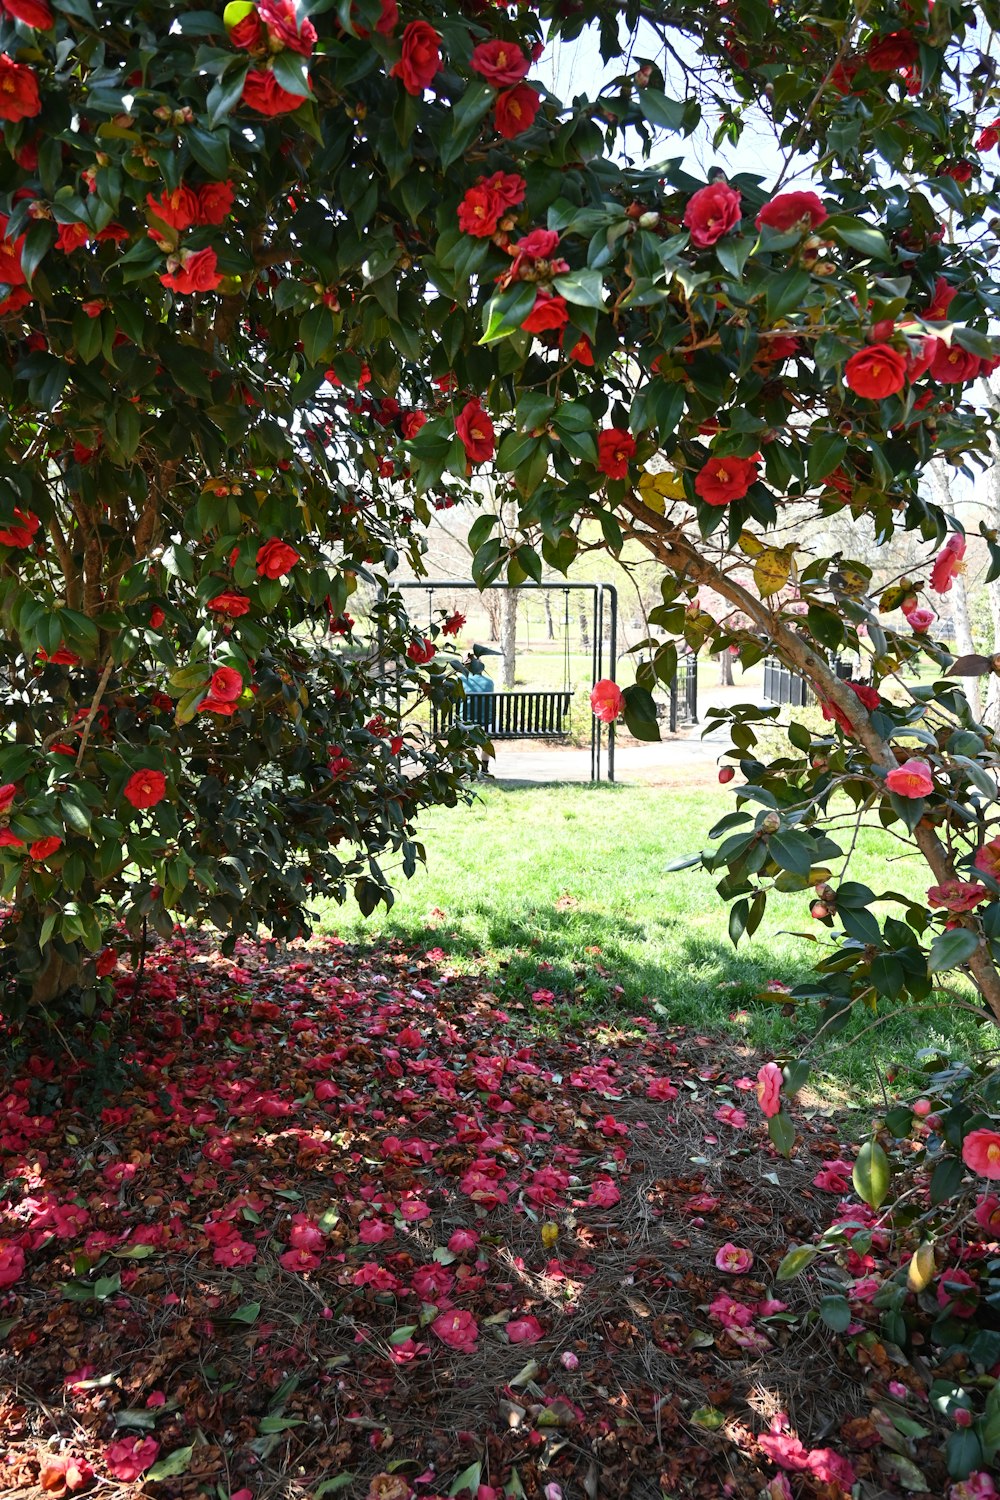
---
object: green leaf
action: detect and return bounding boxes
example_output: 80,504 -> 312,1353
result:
21,220 -> 55,286
314,1479 -> 355,1499
552,268 -> 606,309
768,829 -> 814,877
768,1110 -> 795,1158
622,683 -> 660,742
231,1301 -> 261,1323
300,305 -> 336,366
853,1140 -> 892,1210
776,1244 -> 817,1281
146,1446 -> 195,1482
819,1295 -> 852,1332
825,216 -> 891,262
637,89 -> 687,133
807,431 -> 848,485
928,927 -> 980,974
930,1155 -> 965,1206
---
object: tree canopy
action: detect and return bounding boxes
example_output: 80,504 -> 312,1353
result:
4,0 -> 1000,1047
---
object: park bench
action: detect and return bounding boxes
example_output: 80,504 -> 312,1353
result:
431,689 -> 573,740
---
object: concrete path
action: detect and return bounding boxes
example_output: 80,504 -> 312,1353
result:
488,717 -> 733,786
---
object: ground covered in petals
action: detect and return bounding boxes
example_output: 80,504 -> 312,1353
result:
0,936 -> 989,1499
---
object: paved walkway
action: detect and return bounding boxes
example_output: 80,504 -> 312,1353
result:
488,718 -> 732,786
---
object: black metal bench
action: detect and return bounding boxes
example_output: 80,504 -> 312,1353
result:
432,690 -> 573,740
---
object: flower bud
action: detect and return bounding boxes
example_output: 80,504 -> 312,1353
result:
638,211 -> 661,230
761,811 -> 781,834
718,766 -> 735,784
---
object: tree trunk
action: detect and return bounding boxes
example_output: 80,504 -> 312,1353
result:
544,593 -> 555,641
718,650 -> 734,686
501,588 -> 518,689
619,491 -> 1000,1026
578,603 -> 590,650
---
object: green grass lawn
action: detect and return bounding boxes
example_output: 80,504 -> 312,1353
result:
318,784 -> 989,1104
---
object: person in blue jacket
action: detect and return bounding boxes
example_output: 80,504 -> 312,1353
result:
461,653 -> 495,776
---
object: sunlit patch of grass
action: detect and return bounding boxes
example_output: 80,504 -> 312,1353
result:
317,784 -> 990,1104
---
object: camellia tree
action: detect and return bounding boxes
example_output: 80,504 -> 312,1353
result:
5,0 -> 1000,1077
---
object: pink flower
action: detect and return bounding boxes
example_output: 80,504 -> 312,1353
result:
398,1197 -> 430,1222
432,1309 -> 478,1351
807,1450 -> 856,1487
105,1437 -> 160,1482
507,1314 -> 544,1343
411,1263 -> 454,1300
708,1293 -> 755,1327
931,532 -> 966,594
975,838 -> 1000,881
560,1350 -> 579,1370
279,1246 -> 321,1272
715,1242 -> 753,1273
755,1062 -> 782,1118
587,1177 -> 620,1208
927,880 -> 989,912
358,1218 -> 394,1244
974,1194 -> 1000,1233
906,606 -> 935,633
758,1418 -> 811,1471
963,1127 -> 1000,1179
949,1475 -> 999,1500
812,1159 -> 853,1192
0,1241 -> 25,1288
885,758 -> 934,798
714,1104 -> 747,1129
289,1216 -> 324,1251
645,1077 -> 678,1101
447,1227 -> 480,1254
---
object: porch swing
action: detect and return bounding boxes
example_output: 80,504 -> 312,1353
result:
429,585 -> 575,741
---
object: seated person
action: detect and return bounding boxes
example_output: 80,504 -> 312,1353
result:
460,653 -> 495,775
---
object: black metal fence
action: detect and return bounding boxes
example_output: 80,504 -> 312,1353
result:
763,656 -> 853,708
669,653 -> 699,730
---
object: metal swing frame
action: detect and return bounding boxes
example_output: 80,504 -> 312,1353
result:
395,580 -> 619,783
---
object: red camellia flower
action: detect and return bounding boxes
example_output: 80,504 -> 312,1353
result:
929,339 -> 982,383
431,1309 -> 478,1352
925,276 -> 957,321
515,227 -> 560,261
0,55 -> 42,121
963,1128 -> 1000,1180
228,7 -> 263,48
844,343 -> 907,398
978,121 -> 1000,152
597,428 -> 636,480
407,637 -> 436,665
242,68 -> 307,115
939,159 -> 974,183
885,757 -> 934,798
104,1437 -> 160,1483
927,879 -> 989,913
455,399 -> 495,463
160,248 -> 224,295
930,531 -> 965,593
865,30 -> 918,71
0,783 -> 14,813
390,19 -> 441,96
819,679 -> 881,733
123,769 -> 167,810
694,453 -> 758,505
0,214 -> 26,289
684,181 -> 742,248
457,183 -> 505,238
210,666 -> 244,701
29,836 -> 62,861
147,185 -> 200,232
197,180 -> 235,225
207,591 -> 251,616
95,947 -> 117,978
470,38 -> 530,86
522,289 -> 569,333
906,605 -> 935,633
754,190 -> 826,232
0,0 -> 54,26
149,606 -> 165,629
495,84 -> 540,138
258,0 -> 316,55
568,334 -> 594,365
55,222 -> 91,253
975,837 -> 1000,880
0,829 -> 24,848
442,610 -> 466,636
0,507 -> 40,547
401,410 -> 427,439
590,679 -> 623,722
256,537 -> 299,577
0,1241 -> 25,1288
484,169 -> 527,210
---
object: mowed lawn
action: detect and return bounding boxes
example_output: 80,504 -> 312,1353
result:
319,783 -> 987,1101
